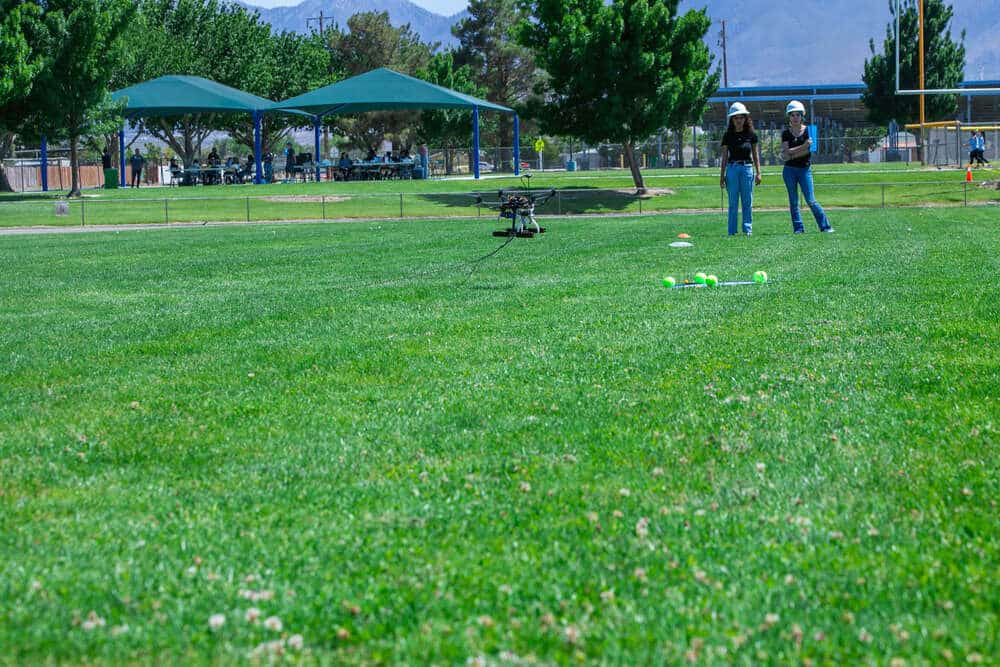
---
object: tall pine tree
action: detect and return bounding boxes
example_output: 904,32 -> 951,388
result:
862,0 -> 965,126
452,0 -> 535,162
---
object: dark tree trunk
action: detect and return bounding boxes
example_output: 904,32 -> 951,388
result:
675,130 -> 685,168
68,134 -> 81,198
0,132 -> 14,193
623,141 -> 646,193
146,115 -> 213,168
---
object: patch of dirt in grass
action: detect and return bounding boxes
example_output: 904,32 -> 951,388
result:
262,195 -> 351,203
610,188 -> 675,197
976,179 -> 1000,190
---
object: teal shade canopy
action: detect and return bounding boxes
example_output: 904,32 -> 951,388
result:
111,75 -> 277,118
271,68 -> 514,116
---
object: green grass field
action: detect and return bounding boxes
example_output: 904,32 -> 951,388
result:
1,207 -> 998,664
2,163 -> 998,227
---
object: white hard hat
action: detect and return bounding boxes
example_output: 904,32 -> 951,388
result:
786,100 -> 806,116
726,102 -> 749,119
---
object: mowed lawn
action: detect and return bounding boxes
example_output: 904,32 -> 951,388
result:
0,208 -> 997,664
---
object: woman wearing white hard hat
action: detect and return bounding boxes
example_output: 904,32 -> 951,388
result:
720,102 -> 761,236
780,100 -> 833,234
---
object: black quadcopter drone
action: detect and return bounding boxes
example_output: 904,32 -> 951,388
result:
475,174 -> 556,238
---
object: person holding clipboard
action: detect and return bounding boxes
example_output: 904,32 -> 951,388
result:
780,100 -> 833,234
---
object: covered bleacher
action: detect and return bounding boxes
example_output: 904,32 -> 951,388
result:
704,80 -> 1000,128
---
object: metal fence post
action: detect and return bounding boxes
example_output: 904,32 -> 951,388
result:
638,194 -> 642,214
246,196 -> 250,222
399,193 -> 404,218
164,198 -> 169,224
81,198 -> 85,226
557,190 -> 561,215
964,181 -> 967,207
882,183 -> 885,209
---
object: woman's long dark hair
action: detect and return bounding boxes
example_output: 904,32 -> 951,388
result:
727,115 -> 754,133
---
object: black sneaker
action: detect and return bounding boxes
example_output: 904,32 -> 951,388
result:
821,228 -> 835,233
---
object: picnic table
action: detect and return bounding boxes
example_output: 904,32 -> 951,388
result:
344,161 -> 415,181
179,165 -> 240,185
180,166 -> 225,186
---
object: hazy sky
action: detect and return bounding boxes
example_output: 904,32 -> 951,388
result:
247,0 -> 468,15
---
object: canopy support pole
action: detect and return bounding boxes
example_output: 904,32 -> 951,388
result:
473,106 -> 480,180
313,116 -> 321,182
253,111 -> 262,185
41,135 -> 48,192
119,129 -> 126,188
513,114 -> 520,176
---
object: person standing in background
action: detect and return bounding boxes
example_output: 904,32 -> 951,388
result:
780,100 -> 833,234
129,148 -> 145,188
975,131 -> 990,166
719,102 -> 761,237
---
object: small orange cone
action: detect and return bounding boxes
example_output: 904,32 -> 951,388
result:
677,233 -> 691,239
966,165 -> 973,182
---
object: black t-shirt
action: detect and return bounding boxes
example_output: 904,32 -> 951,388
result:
721,129 -> 758,162
782,127 -> 811,167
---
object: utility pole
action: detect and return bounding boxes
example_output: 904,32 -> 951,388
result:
306,11 -> 332,161
306,10 -> 326,37
720,20 -> 728,88
918,0 -> 926,164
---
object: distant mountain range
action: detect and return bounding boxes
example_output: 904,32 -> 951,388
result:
239,0 -> 466,48
239,0 -> 999,85
682,0 -> 1000,86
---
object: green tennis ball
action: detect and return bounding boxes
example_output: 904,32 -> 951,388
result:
705,274 -> 719,287
662,276 -> 676,288
694,272 -> 707,285
753,270 -> 769,283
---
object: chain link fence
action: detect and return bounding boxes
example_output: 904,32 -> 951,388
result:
2,179 -> 998,228
4,131 -> 1000,193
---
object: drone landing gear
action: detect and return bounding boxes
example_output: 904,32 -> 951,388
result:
493,227 -> 546,238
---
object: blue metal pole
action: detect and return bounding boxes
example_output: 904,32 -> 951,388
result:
513,114 -> 520,176
40,135 -> 48,192
119,128 -> 126,187
253,111 -> 262,184
313,116 -> 321,182
472,106 -> 480,180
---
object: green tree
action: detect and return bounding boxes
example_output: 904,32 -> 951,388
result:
220,29 -> 335,160
862,0 -> 965,126
110,0 -> 330,168
516,0 -> 717,192
415,51 -> 494,174
0,1 -> 46,191
452,0 -> 535,159
22,0 -> 134,196
0,0 -> 44,106
325,12 -> 434,154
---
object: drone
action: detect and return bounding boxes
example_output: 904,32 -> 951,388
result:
475,174 -> 556,238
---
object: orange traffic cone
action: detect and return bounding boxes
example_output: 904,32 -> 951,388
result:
966,165 -> 973,182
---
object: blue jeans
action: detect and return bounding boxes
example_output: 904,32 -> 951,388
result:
782,165 -> 830,232
725,163 -> 754,235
